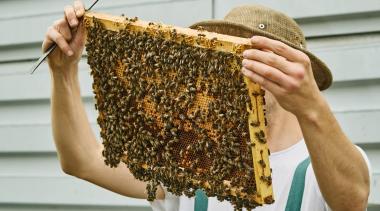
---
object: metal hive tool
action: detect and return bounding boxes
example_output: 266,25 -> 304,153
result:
84,12 -> 274,210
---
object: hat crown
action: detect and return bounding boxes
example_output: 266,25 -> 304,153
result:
189,4 -> 333,90
224,5 -> 306,48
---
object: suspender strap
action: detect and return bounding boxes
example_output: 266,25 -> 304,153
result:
194,189 -> 208,211
285,157 -> 311,211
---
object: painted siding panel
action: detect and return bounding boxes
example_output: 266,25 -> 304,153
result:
0,62 -> 94,101
1,0 -> 379,210
308,34 -> 380,82
0,205 -> 150,211
0,153 -> 64,176
0,124 -> 99,153
0,176 -> 148,206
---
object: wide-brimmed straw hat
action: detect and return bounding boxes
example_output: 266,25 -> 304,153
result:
190,5 -> 332,90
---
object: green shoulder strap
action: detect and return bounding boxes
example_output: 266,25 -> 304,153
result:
194,189 -> 208,211
285,157 -> 311,211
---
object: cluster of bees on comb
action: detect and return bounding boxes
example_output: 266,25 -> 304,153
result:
85,13 -> 273,210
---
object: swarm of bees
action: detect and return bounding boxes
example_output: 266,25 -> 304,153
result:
84,12 -> 273,210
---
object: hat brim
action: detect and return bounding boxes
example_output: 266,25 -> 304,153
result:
190,20 -> 332,91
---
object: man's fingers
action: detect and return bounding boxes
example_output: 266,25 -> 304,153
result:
241,67 -> 283,94
250,36 -> 308,63
242,59 -> 291,87
242,49 -> 297,76
46,27 -> 73,56
64,5 -> 78,27
42,35 -> 54,53
54,19 -> 72,41
242,59 -> 301,91
74,0 -> 85,17
69,21 -> 86,54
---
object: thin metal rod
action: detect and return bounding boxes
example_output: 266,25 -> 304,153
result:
30,0 -> 99,74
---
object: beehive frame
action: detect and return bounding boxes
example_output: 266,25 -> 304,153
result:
84,12 -> 273,209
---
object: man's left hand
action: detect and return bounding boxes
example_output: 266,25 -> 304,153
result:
241,36 -> 323,117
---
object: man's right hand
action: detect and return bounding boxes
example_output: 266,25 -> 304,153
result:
42,0 -> 86,74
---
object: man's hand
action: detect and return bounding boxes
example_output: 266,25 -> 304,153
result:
241,36 -> 322,118
241,36 -> 370,210
42,0 -> 86,74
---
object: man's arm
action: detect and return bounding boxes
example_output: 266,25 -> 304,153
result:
45,0 -> 164,200
296,88 -> 369,211
241,36 -> 370,211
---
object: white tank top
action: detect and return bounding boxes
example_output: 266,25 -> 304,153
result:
150,140 -> 371,211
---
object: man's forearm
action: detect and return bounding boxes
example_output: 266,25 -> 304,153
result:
296,96 -> 370,211
50,67 -> 166,199
51,66 -> 100,175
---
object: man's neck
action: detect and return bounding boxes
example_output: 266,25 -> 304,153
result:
266,105 -> 304,153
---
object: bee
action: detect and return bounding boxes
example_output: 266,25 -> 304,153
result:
130,16 -> 138,22
195,26 -> 205,31
250,121 -> 260,127
258,159 -> 266,168
255,130 -> 266,143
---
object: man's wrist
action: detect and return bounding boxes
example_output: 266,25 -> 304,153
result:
50,64 -> 79,83
50,64 -> 82,98
294,94 -> 330,125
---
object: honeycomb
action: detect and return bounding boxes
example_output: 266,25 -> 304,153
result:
84,12 -> 273,210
